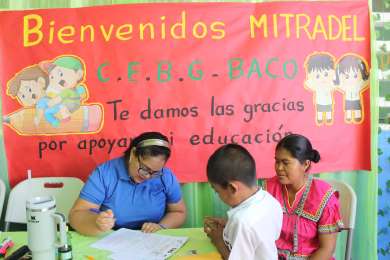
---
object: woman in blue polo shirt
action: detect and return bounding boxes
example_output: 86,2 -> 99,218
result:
69,132 -> 186,236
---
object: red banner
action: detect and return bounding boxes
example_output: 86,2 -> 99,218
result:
0,2 -> 371,186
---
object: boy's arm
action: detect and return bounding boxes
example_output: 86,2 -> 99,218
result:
34,98 -> 48,125
76,85 -> 88,101
360,79 -> 369,90
47,96 -> 62,107
336,83 -> 345,92
211,237 -> 230,260
204,223 -> 230,260
304,79 -> 317,91
34,109 -> 44,126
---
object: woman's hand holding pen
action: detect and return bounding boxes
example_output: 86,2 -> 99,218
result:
94,209 -> 115,232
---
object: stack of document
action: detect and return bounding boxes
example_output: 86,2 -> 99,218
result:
90,228 -> 188,260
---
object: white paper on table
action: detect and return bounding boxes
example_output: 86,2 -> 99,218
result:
90,228 -> 188,260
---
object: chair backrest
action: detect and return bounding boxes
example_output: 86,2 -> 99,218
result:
4,177 -> 84,230
326,179 -> 357,229
326,179 -> 357,260
0,178 -> 6,219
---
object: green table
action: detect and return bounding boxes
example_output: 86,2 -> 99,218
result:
1,228 -> 218,260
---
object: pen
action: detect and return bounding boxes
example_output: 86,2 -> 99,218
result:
89,208 -> 101,214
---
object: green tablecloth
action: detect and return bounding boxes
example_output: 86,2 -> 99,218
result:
1,228 -> 218,260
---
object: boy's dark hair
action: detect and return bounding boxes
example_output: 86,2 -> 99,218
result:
307,53 -> 334,73
124,132 -> 171,163
207,144 -> 256,189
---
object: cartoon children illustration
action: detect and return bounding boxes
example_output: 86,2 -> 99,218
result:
4,56 -> 103,135
335,54 -> 370,123
6,65 -> 48,108
304,52 -> 337,125
36,56 -> 87,127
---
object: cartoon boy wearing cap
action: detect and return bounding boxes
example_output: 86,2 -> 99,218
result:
36,55 -> 87,127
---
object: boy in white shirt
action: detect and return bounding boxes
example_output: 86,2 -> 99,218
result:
204,144 -> 282,260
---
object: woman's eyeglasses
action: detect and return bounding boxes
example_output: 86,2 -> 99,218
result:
137,156 -> 164,178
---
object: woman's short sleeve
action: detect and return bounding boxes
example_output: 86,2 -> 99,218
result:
161,169 -> 182,204
79,167 -> 107,205
318,192 -> 344,233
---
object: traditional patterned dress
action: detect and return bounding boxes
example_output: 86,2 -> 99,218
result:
264,175 -> 343,260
